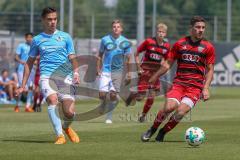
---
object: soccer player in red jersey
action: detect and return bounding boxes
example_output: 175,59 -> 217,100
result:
141,16 -> 215,142
135,23 -> 170,122
32,56 -> 43,112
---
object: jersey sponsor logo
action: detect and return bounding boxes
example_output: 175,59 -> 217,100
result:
41,45 -> 64,51
149,53 -> 161,61
182,54 -> 200,62
105,42 -> 117,51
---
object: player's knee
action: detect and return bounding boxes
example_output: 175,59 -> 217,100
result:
136,93 -> 145,101
46,95 -> 58,105
109,92 -> 117,101
99,92 -> 107,100
163,102 -> 177,113
64,111 -> 74,119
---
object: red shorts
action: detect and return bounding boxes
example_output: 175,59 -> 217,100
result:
138,70 -> 160,93
166,83 -> 202,106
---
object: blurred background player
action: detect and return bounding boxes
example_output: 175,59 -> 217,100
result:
32,56 -> 43,112
14,32 -> 35,112
134,23 -> 170,122
141,16 -> 215,142
0,69 -> 17,104
96,19 -> 132,124
15,7 -> 80,144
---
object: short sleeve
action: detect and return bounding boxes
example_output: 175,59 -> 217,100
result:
206,45 -> 215,64
167,42 -> 179,60
66,34 -> 75,55
137,40 -> 148,53
99,39 -> 105,55
163,43 -> 171,59
123,40 -> 132,55
16,44 -> 22,55
29,39 -> 39,57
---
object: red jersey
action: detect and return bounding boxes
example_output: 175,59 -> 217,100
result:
137,37 -> 170,72
168,36 -> 215,89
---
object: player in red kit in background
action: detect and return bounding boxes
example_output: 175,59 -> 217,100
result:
134,23 -> 170,122
141,16 -> 215,142
33,56 -> 43,112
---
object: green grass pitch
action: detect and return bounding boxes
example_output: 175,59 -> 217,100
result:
0,87 -> 239,160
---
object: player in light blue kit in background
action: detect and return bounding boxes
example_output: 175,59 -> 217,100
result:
15,7 -> 80,144
15,33 -> 35,112
96,19 -> 132,124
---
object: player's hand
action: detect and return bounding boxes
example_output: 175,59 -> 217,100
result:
137,67 -> 144,75
15,87 -> 24,97
73,72 -> 80,84
96,70 -> 102,76
149,75 -> 157,84
202,88 -> 210,101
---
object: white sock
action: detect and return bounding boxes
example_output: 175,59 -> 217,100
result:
47,105 -> 63,136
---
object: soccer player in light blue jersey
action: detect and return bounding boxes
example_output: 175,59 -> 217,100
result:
15,33 -> 35,112
15,7 -> 80,144
96,20 -> 132,124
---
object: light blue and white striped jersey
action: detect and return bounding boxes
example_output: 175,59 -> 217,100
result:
29,30 -> 75,78
16,43 -> 31,73
99,34 -> 131,72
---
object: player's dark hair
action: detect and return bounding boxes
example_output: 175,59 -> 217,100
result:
41,7 -> 57,18
190,16 -> 206,26
25,32 -> 33,37
1,69 -> 8,74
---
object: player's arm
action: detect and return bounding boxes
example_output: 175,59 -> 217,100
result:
124,53 -> 131,85
202,45 -> 215,101
66,34 -> 80,84
135,40 -> 147,75
15,45 -> 25,65
22,57 -> 36,88
135,51 -> 144,75
15,39 -> 38,95
68,54 -> 80,84
97,39 -> 105,76
15,54 -> 25,65
149,59 -> 174,84
202,64 -> 214,101
96,52 -> 103,76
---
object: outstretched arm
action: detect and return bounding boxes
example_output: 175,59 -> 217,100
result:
149,59 -> 174,84
202,64 -> 214,101
69,54 -> 80,84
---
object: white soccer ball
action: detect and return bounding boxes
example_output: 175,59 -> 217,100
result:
185,127 -> 205,146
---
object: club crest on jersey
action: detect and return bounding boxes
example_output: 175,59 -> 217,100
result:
198,46 -> 204,52
162,49 -> 167,54
56,36 -> 64,41
151,47 -> 155,51
182,45 -> 187,50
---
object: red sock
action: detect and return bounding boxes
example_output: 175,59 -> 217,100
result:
33,92 -> 38,105
163,114 -> 182,133
153,110 -> 169,129
38,94 -> 43,105
142,97 -> 154,115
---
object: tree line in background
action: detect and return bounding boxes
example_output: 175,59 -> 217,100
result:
0,0 -> 240,42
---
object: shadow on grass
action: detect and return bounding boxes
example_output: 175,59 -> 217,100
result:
146,140 -> 185,143
1,139 -> 52,143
